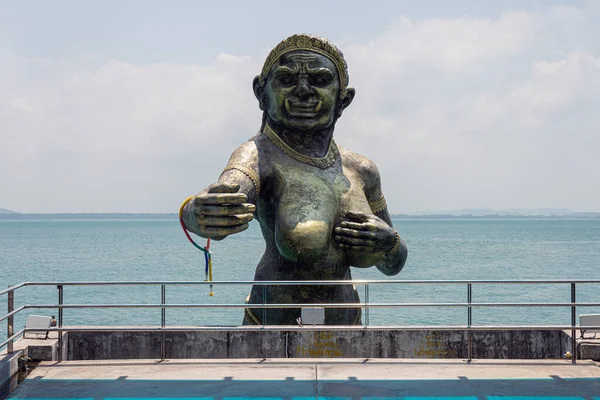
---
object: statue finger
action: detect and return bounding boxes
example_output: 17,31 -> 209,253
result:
200,213 -> 254,227
195,192 -> 248,205
334,227 -> 376,239
348,246 -> 375,253
201,204 -> 256,216
334,235 -> 376,247
345,211 -> 371,222
339,221 -> 374,231
208,182 -> 241,194
202,223 -> 250,236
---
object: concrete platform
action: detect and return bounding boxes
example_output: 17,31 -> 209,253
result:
0,332 -> 59,362
7,358 -> 600,399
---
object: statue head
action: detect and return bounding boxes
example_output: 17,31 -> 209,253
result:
253,34 -> 355,132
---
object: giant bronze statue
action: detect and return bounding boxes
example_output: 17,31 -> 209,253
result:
182,34 -> 408,325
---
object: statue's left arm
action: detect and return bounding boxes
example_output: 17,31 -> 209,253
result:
367,192 -> 408,276
334,159 -> 408,276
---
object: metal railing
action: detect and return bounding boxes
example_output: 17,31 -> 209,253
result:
2,279 -> 600,364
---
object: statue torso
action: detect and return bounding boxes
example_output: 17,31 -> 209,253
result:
254,134 -> 373,275
245,133 -> 373,324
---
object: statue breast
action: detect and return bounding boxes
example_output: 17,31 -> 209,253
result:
273,167 -> 342,263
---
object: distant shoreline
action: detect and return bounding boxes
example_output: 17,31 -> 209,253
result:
0,213 -> 178,220
0,213 -> 599,220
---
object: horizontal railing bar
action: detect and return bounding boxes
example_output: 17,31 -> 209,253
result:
16,302 -> 600,310
0,328 -> 25,350
0,305 -> 25,323
0,283 -> 28,297
18,326 -> 600,333
7,279 -> 600,287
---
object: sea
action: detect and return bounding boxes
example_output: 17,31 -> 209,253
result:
1,218 -> 600,342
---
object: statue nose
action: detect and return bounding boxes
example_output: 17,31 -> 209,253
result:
294,77 -> 313,99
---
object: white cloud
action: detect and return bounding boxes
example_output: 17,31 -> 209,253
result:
1,5 -> 599,213
0,55 -> 263,212
337,8 -> 600,213
346,11 -> 538,76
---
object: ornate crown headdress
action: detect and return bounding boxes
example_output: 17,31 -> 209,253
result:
258,33 -> 350,99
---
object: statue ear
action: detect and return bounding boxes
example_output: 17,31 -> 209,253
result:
253,76 -> 266,111
337,87 -> 355,118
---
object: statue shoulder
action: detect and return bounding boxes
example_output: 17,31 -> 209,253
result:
226,137 -> 260,166
338,146 -> 382,189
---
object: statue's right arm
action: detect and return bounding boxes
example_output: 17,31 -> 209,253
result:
182,141 -> 259,240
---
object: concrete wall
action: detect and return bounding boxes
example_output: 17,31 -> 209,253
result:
0,350 -> 23,399
579,343 -> 600,361
66,329 -> 572,360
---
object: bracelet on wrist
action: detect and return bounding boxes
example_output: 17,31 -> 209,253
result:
385,231 -> 401,256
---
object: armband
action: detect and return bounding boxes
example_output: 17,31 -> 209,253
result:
369,195 -> 387,214
221,163 -> 260,194
384,231 -> 401,257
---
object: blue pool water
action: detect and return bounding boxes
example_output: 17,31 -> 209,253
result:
9,398 -> 600,400
7,377 -> 600,399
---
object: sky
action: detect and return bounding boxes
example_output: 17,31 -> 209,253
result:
1,0 -> 599,214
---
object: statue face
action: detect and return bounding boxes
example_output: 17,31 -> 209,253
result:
263,51 -> 341,132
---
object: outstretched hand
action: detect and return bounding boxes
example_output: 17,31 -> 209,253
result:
191,182 -> 255,238
334,211 -> 396,253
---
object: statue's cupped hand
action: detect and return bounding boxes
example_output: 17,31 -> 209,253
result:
191,182 -> 256,238
334,211 -> 397,253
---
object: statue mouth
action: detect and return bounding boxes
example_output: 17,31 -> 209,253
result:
285,99 -> 322,117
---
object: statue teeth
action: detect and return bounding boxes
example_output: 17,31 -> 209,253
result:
285,99 -> 320,115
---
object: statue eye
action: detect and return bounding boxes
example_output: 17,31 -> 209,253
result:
279,75 -> 295,85
311,75 -> 328,86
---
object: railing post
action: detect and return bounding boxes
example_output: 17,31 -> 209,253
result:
161,284 -> 166,360
365,283 -> 370,327
57,285 -> 63,362
467,283 -> 472,362
161,285 -> 166,327
571,282 -> 577,364
7,288 -> 14,354
262,284 -> 266,359
262,284 -> 267,328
